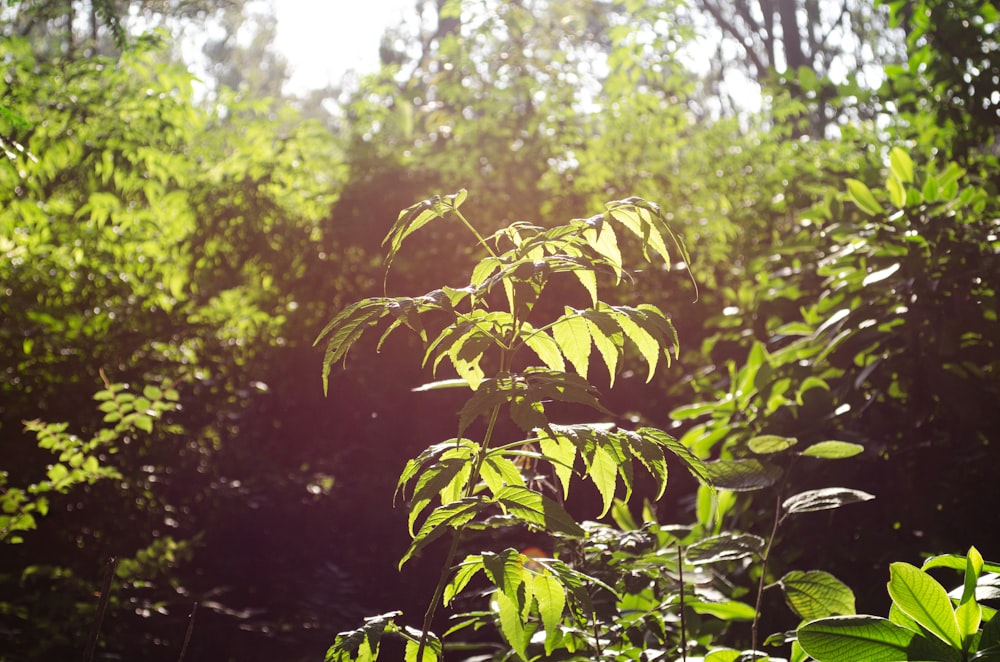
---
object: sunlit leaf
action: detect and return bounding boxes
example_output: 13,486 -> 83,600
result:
686,532 -> 766,564
797,615 -> 950,662
887,562 -> 963,649
780,570 -> 856,620
800,440 -> 864,459
747,435 -> 797,454
552,310 -> 592,379
782,488 -> 875,514
846,178 -> 883,216
494,486 -> 584,536
704,459 -> 782,491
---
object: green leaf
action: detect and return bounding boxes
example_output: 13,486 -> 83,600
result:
889,147 -> 914,184
580,308 -> 624,385
444,556 -> 484,606
780,570 -> 856,620
536,428 -> 577,500
747,435 -> 797,454
404,634 -> 442,662
480,454 -> 526,495
588,444 -> 620,517
797,615 -> 956,662
325,611 -> 400,662
493,486 -> 585,537
383,192 -> 464,277
522,327 -> 565,372
782,488 -> 875,514
610,306 -> 661,381
800,441 -> 865,460
887,562 -> 963,649
686,532 -> 766,565
704,459 -> 782,492
552,311 -> 592,379
689,600 -> 757,621
400,497 -> 486,568
623,430 -> 668,499
582,213 -> 623,281
496,588 -> 531,660
845,179 -> 883,216
531,571 -> 566,655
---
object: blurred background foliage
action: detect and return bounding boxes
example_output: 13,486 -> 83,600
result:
0,0 -> 997,659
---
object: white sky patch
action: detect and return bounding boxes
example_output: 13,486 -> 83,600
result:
273,0 -> 414,92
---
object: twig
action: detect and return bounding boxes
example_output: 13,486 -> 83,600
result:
83,556 -> 118,662
678,545 -> 687,662
177,601 -> 199,662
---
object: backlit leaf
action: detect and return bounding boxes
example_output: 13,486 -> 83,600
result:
782,488 -> 875,514
747,435 -> 797,454
686,532 -> 766,564
552,311 -> 592,379
800,441 -> 865,460
846,179 -> 883,216
781,570 -> 856,620
704,459 -> 782,492
797,615 -> 948,662
887,562 -> 962,649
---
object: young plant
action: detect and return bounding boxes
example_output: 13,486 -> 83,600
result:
797,547 -> 1000,661
317,190 -> 712,661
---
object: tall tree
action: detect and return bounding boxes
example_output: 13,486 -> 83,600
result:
691,0 -> 905,132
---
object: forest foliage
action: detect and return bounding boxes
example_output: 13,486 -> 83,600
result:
1,0 -> 998,660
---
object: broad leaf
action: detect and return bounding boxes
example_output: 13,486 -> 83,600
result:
797,615 -> 958,662
325,611 -> 401,662
887,562 -> 963,649
400,497 -> 486,568
780,570 -> 856,620
639,427 -> 713,488
531,571 -> 566,655
800,441 -> 865,459
686,532 -> 766,565
552,310 -> 592,379
521,326 -> 565,372
493,486 -> 585,536
782,488 -> 875,514
704,459 -> 782,492
846,178 -> 883,216
747,435 -> 797,454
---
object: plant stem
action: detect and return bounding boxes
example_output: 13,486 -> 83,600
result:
83,555 -> 117,662
678,544 -> 687,662
453,208 -> 498,259
177,601 -> 198,662
751,492 -> 784,654
416,401 -> 504,660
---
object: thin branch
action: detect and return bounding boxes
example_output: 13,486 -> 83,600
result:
83,556 -> 118,662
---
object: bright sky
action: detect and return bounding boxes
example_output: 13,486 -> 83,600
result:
273,0 -> 415,92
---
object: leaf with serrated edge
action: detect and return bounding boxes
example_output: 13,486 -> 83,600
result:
611,306 -> 661,380
400,497 -> 485,568
521,326 -> 565,372
536,429 -> 577,500
444,556 -> 484,606
581,308 -> 623,386
705,459 -> 782,492
588,444 -> 619,517
494,485 -> 584,536
552,311 -> 592,379
532,571 -> 566,655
